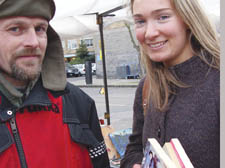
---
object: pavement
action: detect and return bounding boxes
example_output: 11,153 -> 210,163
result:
68,75 -> 141,87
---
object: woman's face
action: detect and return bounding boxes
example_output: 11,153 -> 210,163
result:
132,0 -> 193,67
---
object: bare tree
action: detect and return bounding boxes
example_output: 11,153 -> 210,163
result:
124,21 -> 145,78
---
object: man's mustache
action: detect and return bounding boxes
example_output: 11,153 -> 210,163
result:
14,48 -> 42,57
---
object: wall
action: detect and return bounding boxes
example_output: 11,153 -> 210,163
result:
93,21 -> 141,79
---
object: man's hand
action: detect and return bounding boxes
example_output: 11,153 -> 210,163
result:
133,164 -> 141,168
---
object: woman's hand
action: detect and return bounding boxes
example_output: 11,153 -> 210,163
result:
133,164 -> 141,168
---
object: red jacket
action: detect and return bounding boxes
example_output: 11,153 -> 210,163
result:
0,79 -> 110,168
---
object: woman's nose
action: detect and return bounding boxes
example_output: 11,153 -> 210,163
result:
144,22 -> 160,40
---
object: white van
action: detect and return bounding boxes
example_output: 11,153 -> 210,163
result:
73,64 -> 85,76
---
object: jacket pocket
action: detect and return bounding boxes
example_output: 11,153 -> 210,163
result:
68,123 -> 99,147
0,123 -> 13,153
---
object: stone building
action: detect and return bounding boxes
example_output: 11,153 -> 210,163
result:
92,20 -> 141,79
61,20 -> 141,79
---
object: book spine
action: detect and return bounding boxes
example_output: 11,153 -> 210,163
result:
171,139 -> 194,168
170,140 -> 185,168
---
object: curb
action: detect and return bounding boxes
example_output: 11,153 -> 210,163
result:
74,84 -> 138,88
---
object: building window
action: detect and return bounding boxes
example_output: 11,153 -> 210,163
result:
88,51 -> 95,56
61,41 -> 65,49
83,39 -> 93,47
68,40 -> 77,50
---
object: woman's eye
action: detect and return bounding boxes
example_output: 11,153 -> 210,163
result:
134,20 -> 145,27
158,15 -> 170,21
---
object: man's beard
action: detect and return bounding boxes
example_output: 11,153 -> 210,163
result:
9,48 -> 43,82
10,62 -> 42,82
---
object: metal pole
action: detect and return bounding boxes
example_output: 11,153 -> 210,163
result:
94,5 -> 127,125
97,15 -> 110,125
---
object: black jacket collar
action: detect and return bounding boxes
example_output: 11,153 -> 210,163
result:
0,78 -> 68,122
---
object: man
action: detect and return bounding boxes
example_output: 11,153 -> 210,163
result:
0,0 -> 110,167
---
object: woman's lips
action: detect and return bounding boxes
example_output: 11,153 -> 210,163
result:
148,40 -> 168,49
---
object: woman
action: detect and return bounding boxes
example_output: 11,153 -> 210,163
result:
120,0 -> 220,167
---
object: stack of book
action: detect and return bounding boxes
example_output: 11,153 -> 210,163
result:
141,138 -> 194,168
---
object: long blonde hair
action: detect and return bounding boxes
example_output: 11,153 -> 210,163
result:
131,0 -> 220,112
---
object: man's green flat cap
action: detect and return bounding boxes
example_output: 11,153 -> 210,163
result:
0,0 -> 55,21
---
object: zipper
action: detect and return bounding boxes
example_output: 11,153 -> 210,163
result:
10,117 -> 28,168
7,102 -> 52,168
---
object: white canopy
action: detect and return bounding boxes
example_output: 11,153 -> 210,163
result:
50,0 -> 220,39
50,0 -> 131,39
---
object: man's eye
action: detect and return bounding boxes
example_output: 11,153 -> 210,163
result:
8,27 -> 20,32
35,26 -> 47,33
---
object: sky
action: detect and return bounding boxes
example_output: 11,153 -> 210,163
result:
199,0 -> 220,16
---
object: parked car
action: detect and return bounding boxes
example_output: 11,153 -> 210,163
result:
73,64 -> 85,76
92,63 -> 96,75
72,63 -> 96,76
65,63 -> 79,77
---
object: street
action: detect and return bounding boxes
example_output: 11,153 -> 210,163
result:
68,76 -> 136,131
81,87 -> 135,131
